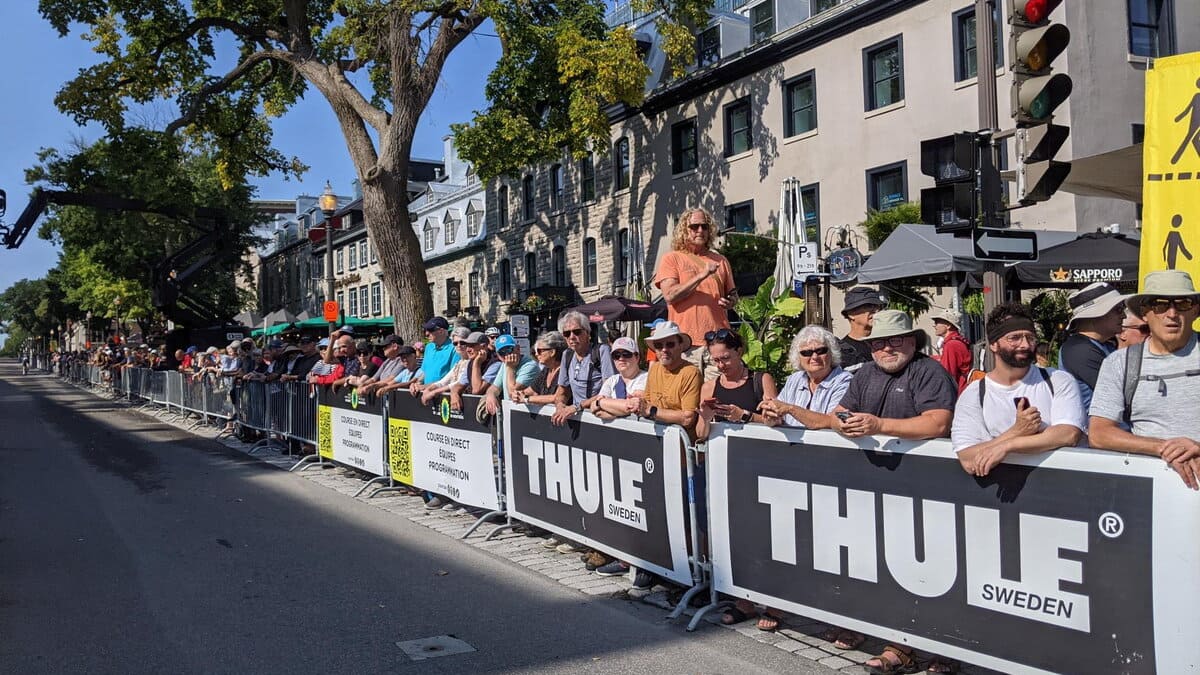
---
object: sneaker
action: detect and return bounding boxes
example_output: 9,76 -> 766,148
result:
631,569 -> 655,590
441,502 -> 461,512
541,538 -> 561,550
595,560 -> 630,577
555,542 -> 584,554
584,552 -> 612,571
425,497 -> 445,510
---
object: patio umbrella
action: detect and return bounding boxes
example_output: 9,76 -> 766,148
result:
263,308 -> 299,326
295,310 -> 313,321
232,310 -> 262,327
570,296 -> 666,323
1011,232 -> 1140,287
772,178 -> 801,299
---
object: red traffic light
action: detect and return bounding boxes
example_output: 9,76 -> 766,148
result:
1013,0 -> 1063,24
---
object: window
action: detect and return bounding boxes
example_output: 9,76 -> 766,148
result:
580,153 -> 595,202
552,245 -> 566,286
335,247 -> 344,274
444,212 -> 457,245
583,238 -> 597,287
369,240 -> 377,264
371,282 -> 382,315
1128,0 -> 1175,57
468,271 -> 480,308
315,256 -> 324,279
784,72 -> 817,137
617,228 -> 631,282
359,287 -> 369,318
499,259 -> 512,300
724,98 -> 753,156
550,164 -> 564,211
813,0 -> 839,13
697,25 -> 720,67
800,183 -> 820,245
497,185 -> 509,228
864,37 -> 904,110
522,175 -> 535,220
953,6 -> 1003,82
726,201 -> 754,233
358,241 -> 368,268
336,291 -> 345,313
348,241 -> 357,270
466,205 -> 482,237
423,220 -> 436,251
671,118 -> 698,174
751,2 -> 774,42
348,287 -> 359,317
613,138 -> 631,191
866,161 -> 908,212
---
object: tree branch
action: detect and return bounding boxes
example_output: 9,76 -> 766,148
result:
165,50 -> 294,135
149,17 -> 271,65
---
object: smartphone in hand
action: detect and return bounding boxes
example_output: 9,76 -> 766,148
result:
1014,397 -> 1029,409
836,411 -> 853,422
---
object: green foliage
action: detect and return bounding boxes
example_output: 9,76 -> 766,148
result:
718,231 -> 776,277
1030,290 -> 1072,344
735,276 -> 805,382
962,290 -> 985,317
858,202 -> 931,317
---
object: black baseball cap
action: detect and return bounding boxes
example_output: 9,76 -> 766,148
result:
422,316 -> 449,331
842,287 -> 888,317
396,345 -> 417,357
381,334 -> 403,346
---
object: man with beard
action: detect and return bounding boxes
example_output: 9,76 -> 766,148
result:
952,302 -> 1085,478
831,309 -> 956,441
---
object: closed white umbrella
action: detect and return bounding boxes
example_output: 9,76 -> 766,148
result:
772,178 -> 803,299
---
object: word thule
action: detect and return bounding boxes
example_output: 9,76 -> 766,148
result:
522,437 -> 647,531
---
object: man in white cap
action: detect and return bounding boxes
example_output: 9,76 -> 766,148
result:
932,309 -> 971,392
1058,281 -> 1127,411
1089,270 -> 1200,490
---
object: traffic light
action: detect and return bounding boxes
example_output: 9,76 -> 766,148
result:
1010,0 -> 1072,203
920,133 -> 979,235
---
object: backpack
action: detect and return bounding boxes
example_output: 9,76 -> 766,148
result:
1119,342 -> 1200,426
569,347 -> 605,399
977,367 -> 1055,406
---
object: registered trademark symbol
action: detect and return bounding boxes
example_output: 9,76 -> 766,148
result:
644,458 -> 655,474
1098,512 -> 1124,538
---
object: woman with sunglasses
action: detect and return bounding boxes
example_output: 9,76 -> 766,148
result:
513,331 -> 568,405
590,337 -> 648,419
695,328 -> 778,441
761,326 -> 853,430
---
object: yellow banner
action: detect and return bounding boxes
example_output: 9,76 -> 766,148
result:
388,417 -> 413,484
1142,52 -> 1200,288
317,404 -> 333,459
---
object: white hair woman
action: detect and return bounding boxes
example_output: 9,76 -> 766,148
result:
761,325 -> 852,429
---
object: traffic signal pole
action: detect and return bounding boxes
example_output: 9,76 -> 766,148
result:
976,0 -> 1006,321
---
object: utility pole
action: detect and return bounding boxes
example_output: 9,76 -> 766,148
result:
976,0 -> 1006,317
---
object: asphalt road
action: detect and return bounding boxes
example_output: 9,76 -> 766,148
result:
0,361 -> 834,675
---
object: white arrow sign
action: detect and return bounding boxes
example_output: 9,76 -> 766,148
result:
973,229 -> 1038,262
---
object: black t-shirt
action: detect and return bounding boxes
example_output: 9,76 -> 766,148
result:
1058,332 -> 1113,392
289,353 -> 321,379
839,354 -> 957,420
839,336 -> 874,370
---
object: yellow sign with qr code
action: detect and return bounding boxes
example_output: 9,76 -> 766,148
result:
317,404 -> 333,459
388,417 -> 414,485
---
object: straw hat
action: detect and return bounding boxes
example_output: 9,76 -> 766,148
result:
868,310 -> 928,350
1066,282 -> 1128,328
1127,270 -> 1200,316
644,320 -> 693,351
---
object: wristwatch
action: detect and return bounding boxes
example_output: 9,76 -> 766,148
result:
646,405 -> 658,420
740,410 -> 753,423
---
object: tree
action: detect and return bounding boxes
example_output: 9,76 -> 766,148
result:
859,202 -> 931,317
40,0 -> 709,337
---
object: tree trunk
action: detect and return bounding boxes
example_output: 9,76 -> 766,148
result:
361,176 -> 432,340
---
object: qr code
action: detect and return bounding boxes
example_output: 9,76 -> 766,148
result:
389,421 -> 413,482
317,406 -> 333,457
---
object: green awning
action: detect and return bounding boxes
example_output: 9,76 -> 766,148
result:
251,316 -> 395,336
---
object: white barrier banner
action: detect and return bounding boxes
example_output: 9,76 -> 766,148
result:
318,388 -> 387,476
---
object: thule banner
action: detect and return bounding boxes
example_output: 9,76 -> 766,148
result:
707,424 -> 1200,675
386,392 -> 500,511
503,403 -> 692,586
317,387 -> 387,476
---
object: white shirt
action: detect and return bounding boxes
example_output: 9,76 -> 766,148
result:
951,367 -> 1086,453
598,371 -> 648,399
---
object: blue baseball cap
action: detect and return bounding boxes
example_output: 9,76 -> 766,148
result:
267,339 -> 285,349
317,337 -> 330,347
186,345 -> 198,354
495,334 -> 517,351
336,325 -> 355,335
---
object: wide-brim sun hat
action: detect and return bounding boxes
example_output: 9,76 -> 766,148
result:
644,320 -> 693,351
1127,270 -> 1200,316
868,309 -> 928,351
931,309 -> 960,330
1066,282 -> 1128,328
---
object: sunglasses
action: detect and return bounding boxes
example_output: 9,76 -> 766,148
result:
655,339 -> 679,349
612,350 -> 635,360
498,347 -> 515,356
534,347 -> 554,354
687,223 -> 707,231
868,336 -> 908,351
1145,298 -> 1197,314
799,346 -> 830,358
564,328 -> 588,337
705,328 -> 735,343
1122,324 -> 1151,335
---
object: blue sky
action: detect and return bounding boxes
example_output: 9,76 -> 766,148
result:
0,4 -> 501,331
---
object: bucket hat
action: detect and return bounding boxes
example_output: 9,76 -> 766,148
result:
1127,270 -> 1200,316
1066,282 -> 1128,328
931,309 -> 961,330
644,320 -> 693,351
867,310 -> 928,351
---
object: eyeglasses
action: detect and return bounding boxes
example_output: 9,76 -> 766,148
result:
451,341 -> 462,346
612,351 -> 635,360
534,347 -> 554,354
498,347 -> 515,356
564,328 -> 588,337
798,346 -> 830,358
687,222 -> 707,231
656,339 -> 679,350
710,353 -> 738,364
867,336 -> 908,351
1145,298 -> 1197,314
999,332 -> 1038,346
705,328 -> 735,343
1122,324 -> 1151,335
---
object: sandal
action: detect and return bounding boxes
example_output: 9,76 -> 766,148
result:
925,659 -> 959,674
863,645 -> 919,675
720,607 -> 753,625
756,614 -> 781,632
834,630 -> 866,650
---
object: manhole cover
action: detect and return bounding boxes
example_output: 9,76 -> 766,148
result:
396,635 -> 476,661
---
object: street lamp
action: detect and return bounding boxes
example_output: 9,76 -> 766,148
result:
319,181 -> 339,332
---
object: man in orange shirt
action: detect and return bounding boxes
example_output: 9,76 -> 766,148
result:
653,208 -> 736,380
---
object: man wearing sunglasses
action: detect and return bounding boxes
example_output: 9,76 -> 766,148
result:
483,334 -> 541,415
652,208 -> 735,380
1090,270 -> 1200,490
551,311 -> 614,426
831,310 -> 956,441
1059,282 -> 1128,412
627,321 -> 701,437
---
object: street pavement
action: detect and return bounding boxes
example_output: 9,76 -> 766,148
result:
0,361 -> 840,675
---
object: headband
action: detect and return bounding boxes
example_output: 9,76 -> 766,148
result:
987,316 -> 1037,344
